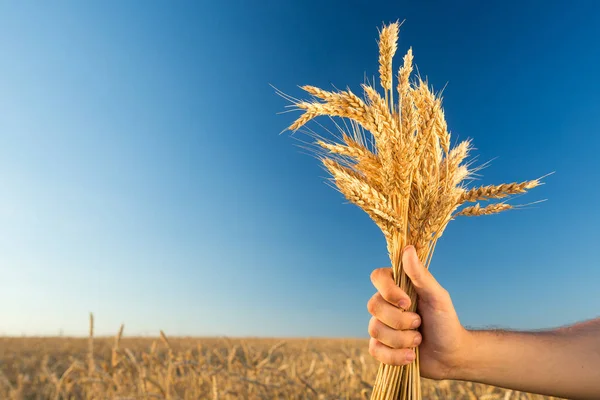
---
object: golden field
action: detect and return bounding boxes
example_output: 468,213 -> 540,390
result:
0,321 -> 560,400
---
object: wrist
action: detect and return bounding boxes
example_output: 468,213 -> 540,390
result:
445,328 -> 477,381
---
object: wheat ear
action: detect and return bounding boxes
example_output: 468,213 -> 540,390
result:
378,22 -> 399,93
323,159 -> 400,234
456,202 -> 512,216
461,180 -> 540,203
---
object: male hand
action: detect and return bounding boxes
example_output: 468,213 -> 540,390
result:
367,245 -> 468,380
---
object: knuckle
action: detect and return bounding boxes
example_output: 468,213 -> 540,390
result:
369,348 -> 376,358
370,267 -> 391,285
368,340 -> 378,357
368,319 -> 379,338
367,295 -> 380,315
370,268 -> 382,283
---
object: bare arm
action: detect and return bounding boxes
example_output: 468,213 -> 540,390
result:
455,320 -> 600,399
367,245 -> 600,400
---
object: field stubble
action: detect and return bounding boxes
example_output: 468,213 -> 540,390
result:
0,316 -> 561,400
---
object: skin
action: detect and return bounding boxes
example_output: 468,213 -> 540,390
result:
367,245 -> 600,400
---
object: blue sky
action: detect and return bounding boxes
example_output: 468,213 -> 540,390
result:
1,1 -> 599,337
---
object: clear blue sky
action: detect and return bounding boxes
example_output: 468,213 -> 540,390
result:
1,1 -> 599,337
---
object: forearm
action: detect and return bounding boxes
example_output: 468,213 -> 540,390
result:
453,319 -> 600,400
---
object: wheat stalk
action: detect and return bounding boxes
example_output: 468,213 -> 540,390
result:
88,313 -> 94,377
279,22 -> 544,400
112,324 -> 125,370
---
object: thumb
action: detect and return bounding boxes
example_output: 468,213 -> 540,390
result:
402,245 -> 446,303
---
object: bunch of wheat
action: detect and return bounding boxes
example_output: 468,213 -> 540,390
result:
280,21 -> 542,400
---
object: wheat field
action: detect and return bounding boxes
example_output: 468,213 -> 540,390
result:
0,316 -> 561,400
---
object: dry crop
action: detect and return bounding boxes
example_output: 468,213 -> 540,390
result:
0,315 -> 562,399
279,21 -> 543,400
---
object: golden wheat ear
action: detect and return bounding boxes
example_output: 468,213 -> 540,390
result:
461,179 -> 541,203
455,202 -> 512,217
322,158 -> 399,231
378,21 -> 399,92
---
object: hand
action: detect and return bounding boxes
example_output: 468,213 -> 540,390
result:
367,245 -> 469,380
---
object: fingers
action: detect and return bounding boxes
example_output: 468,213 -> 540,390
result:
369,337 -> 416,366
368,260 -> 426,366
402,245 -> 446,303
370,268 -> 412,309
368,316 -> 422,349
367,293 -> 421,330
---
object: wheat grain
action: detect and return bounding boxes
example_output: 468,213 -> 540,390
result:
316,138 -> 377,168
301,85 -> 339,101
290,90 -> 378,135
397,48 -> 413,105
461,180 -> 540,203
323,159 -> 400,234
456,202 -> 512,217
378,22 -> 399,92
363,84 -> 402,194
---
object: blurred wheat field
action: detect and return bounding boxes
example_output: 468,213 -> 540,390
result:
0,318 -> 562,400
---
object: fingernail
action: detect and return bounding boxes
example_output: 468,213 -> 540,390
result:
411,319 -> 420,329
398,299 -> 410,309
406,351 -> 416,362
413,334 -> 422,346
403,245 -> 414,253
